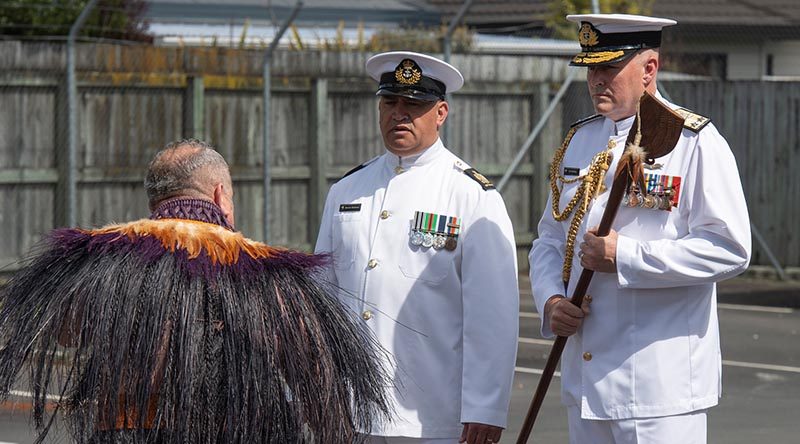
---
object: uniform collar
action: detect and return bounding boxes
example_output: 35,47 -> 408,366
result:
384,138 -> 445,173
612,114 -> 636,136
608,89 -> 669,136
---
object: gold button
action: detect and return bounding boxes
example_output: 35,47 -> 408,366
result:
380,210 -> 390,219
394,166 -> 404,174
367,259 -> 378,269
608,140 -> 617,148
583,352 -> 593,361
361,310 -> 373,321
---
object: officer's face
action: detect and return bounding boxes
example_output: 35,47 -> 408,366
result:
586,51 -> 657,121
379,96 -> 448,156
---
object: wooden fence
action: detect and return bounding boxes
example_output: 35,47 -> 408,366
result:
0,41 -> 797,273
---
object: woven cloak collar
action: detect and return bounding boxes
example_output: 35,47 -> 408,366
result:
149,197 -> 233,230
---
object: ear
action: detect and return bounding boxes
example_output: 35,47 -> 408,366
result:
213,182 -> 229,214
213,182 -> 236,227
643,55 -> 659,87
213,183 -> 225,207
436,100 -> 449,128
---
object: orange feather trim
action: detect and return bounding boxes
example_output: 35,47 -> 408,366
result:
86,219 -> 282,265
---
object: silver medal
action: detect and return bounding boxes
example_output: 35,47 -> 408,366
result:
432,234 -> 446,250
422,232 -> 434,248
410,231 -> 424,246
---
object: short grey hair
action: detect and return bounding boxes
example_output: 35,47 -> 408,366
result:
144,139 -> 230,209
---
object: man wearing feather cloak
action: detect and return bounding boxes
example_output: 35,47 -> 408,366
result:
0,139 -> 391,444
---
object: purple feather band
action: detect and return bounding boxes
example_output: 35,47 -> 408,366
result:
46,227 -> 331,280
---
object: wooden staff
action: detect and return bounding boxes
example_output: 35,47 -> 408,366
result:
516,91 -> 685,443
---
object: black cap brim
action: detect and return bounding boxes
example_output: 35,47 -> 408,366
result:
376,88 -> 442,102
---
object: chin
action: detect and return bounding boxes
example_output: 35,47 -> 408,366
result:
592,101 -> 613,115
385,138 -> 414,151
387,145 -> 417,155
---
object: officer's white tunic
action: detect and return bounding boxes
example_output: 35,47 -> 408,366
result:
529,98 -> 752,420
316,139 -> 519,438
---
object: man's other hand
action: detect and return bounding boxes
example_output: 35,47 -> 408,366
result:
544,294 -> 592,337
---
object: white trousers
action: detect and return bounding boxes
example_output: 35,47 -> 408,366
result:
567,406 -> 708,444
363,437 -> 458,444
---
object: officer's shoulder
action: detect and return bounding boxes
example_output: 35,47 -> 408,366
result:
452,158 -> 495,191
339,156 -> 380,181
673,107 -> 712,133
570,114 -> 603,130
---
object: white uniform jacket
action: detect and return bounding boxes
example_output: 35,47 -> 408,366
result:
315,139 -> 519,438
529,99 -> 752,420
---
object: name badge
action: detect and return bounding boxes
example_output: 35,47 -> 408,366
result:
339,203 -> 361,212
563,167 -> 580,176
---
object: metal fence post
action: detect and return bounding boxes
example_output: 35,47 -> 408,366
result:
262,0 -> 303,242
309,78 -> 329,246
441,0 -> 474,145
64,0 -> 99,228
184,76 -> 205,139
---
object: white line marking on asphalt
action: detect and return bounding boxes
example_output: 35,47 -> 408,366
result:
722,360 -> 800,374
524,305 -> 793,316
517,337 -> 800,374
520,312 -> 540,319
515,366 -> 561,377
7,390 -> 60,401
0,441 -> 20,444
717,303 -> 794,314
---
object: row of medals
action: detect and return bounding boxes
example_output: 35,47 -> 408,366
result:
622,185 -> 676,211
410,230 -> 458,251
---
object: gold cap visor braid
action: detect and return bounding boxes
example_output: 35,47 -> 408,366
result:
570,50 -> 631,66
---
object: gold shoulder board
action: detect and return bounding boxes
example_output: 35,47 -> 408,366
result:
674,108 -> 711,133
464,168 -> 495,191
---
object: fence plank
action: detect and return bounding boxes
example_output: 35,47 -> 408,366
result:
1,41 -> 798,272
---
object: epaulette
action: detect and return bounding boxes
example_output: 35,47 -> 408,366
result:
570,114 -> 603,129
340,156 -> 379,180
454,160 -> 494,191
674,108 -> 711,133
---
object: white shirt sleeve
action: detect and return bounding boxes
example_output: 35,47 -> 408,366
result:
314,184 -> 339,288
528,194 -> 568,338
459,189 -> 520,427
616,126 -> 752,289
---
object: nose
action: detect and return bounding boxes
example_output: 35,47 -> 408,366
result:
391,103 -> 410,121
588,68 -> 604,88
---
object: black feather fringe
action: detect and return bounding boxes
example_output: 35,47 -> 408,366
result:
0,228 -> 391,443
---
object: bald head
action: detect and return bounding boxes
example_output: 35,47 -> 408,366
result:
145,139 -> 235,225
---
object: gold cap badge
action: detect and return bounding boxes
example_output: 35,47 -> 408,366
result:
395,59 -> 422,85
579,23 -> 599,47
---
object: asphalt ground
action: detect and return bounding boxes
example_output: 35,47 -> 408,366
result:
507,276 -> 800,444
2,275 -> 799,443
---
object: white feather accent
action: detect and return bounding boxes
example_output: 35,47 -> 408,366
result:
624,142 -> 646,162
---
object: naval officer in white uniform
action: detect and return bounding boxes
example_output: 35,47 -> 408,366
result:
315,51 -> 519,444
529,14 -> 752,444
